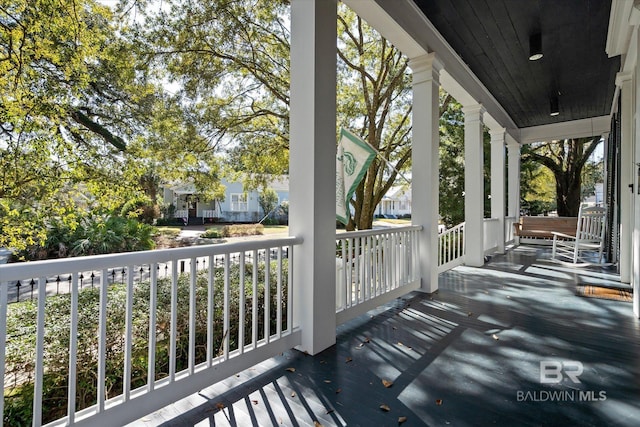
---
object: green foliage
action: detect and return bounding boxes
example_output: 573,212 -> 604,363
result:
0,0 -> 225,247
438,95 -> 465,227
201,228 -> 223,238
143,0 -> 291,181
437,94 -> 491,227
521,138 -> 601,216
141,1 -> 414,229
3,261 -> 288,425
258,188 -> 279,217
521,162 -> 556,215
202,224 -> 264,238
19,214 -> 155,260
581,158 -> 604,201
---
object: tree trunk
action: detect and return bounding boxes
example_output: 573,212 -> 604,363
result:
555,174 -> 581,217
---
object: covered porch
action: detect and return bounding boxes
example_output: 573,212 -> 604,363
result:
132,246 -> 639,426
3,0 -> 640,426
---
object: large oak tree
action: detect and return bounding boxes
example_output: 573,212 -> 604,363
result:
521,137 -> 601,217
142,0 -> 424,230
0,0 -> 224,252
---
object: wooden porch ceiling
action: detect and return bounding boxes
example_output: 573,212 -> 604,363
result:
132,246 -> 640,426
411,0 -> 621,129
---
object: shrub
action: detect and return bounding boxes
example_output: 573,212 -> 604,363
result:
155,217 -> 186,226
3,260 -> 288,425
20,214 -> 155,261
201,228 -> 223,238
222,224 -> 264,237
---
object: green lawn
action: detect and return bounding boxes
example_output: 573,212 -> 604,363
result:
262,225 -> 288,235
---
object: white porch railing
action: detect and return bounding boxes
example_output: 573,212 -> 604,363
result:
174,209 -> 188,219
483,217 -> 500,254
437,222 -> 465,273
505,216 -> 517,243
0,237 -> 302,427
202,209 -> 218,218
335,226 -> 421,325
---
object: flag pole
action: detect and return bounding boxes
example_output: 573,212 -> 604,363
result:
359,134 -> 412,185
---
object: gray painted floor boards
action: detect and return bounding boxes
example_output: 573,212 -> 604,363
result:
129,246 -> 640,426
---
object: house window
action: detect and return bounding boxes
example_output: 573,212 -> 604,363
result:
231,193 -> 248,211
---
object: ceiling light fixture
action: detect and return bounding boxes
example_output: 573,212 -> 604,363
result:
550,96 -> 560,116
529,33 -> 543,61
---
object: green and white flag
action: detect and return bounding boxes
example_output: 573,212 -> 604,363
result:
336,128 -> 377,224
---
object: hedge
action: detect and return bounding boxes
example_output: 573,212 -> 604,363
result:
3,260 -> 288,426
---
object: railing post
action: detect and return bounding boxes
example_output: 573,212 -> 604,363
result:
289,0 -> 337,355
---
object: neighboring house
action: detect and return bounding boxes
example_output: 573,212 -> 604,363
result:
375,185 -> 411,217
163,176 -> 289,224
583,182 -> 604,207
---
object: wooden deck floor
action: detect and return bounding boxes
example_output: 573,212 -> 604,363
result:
129,246 -> 640,427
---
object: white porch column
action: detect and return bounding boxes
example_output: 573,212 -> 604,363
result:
463,104 -> 486,266
617,71 -> 633,284
633,54 -> 640,316
635,129 -> 640,317
490,128 -> 506,253
507,138 -> 521,219
289,0 -> 337,354
409,53 -> 442,293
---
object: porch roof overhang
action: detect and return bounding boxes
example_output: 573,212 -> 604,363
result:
344,0 -> 621,144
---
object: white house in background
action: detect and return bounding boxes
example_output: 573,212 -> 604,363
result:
375,185 -> 411,217
583,182 -> 604,206
163,176 -> 289,224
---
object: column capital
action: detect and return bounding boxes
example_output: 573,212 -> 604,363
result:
506,138 -> 520,150
409,52 -> 443,84
462,103 -> 485,120
489,127 -> 506,143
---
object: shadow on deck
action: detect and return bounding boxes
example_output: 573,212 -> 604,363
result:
130,246 -> 640,427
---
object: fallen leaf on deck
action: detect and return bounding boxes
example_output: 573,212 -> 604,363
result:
382,379 -> 393,388
364,337 -> 370,343
286,367 -> 296,372
492,334 -> 499,340
346,357 -> 353,363
314,422 -> 323,427
435,399 -> 443,405
398,416 -> 408,424
380,404 -> 390,412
